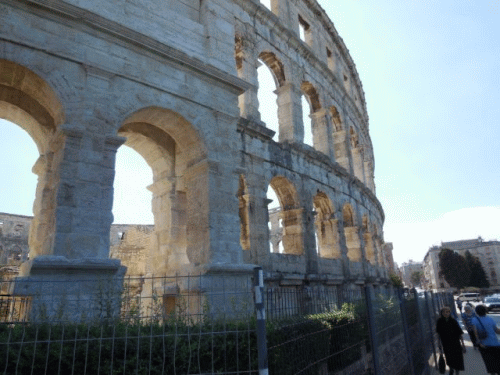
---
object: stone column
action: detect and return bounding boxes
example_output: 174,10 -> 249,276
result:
16,126 -> 127,322
148,178 -> 189,274
352,147 -> 366,184
363,231 -> 376,266
364,159 -> 375,193
333,130 -> 352,172
344,227 -> 362,263
28,153 -> 56,259
281,207 -> 304,255
303,202 -> 318,274
310,109 -> 334,159
236,38 -> 260,122
276,83 -> 304,143
316,218 -> 341,259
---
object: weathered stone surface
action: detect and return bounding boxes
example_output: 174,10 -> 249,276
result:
0,0 -> 393,293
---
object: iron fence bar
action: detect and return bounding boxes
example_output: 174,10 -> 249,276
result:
425,292 -> 438,370
398,288 -> 415,375
412,288 -> 428,374
365,284 -> 381,375
253,267 -> 268,375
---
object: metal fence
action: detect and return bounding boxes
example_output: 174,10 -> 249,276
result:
0,271 -> 453,375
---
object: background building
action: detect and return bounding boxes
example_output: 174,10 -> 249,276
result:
400,260 -> 423,288
422,237 -> 500,291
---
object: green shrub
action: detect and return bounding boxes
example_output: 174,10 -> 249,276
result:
0,318 -> 258,374
266,302 -> 369,375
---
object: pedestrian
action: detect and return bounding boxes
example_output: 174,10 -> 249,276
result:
461,304 -> 478,348
456,298 -> 463,313
436,306 -> 466,375
472,304 -> 500,375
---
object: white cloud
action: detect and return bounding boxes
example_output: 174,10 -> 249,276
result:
386,206 -> 500,265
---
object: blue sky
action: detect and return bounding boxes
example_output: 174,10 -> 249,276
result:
1,0 -> 499,265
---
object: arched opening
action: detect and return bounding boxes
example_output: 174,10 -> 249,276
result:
267,185 -> 283,253
301,82 -> 321,148
0,60 -> 64,261
260,0 -> 271,11
258,52 -> 286,141
0,120 -> 39,216
267,177 -> 303,255
342,204 -> 361,262
115,107 -> 207,276
313,192 -> 340,259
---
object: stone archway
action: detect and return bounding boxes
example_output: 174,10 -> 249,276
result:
268,176 -> 303,255
343,203 -> 362,262
118,106 -> 207,275
0,59 -> 65,259
313,192 -> 340,259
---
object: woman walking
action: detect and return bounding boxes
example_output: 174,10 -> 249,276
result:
436,306 -> 466,375
472,304 -> 500,375
461,304 -> 478,348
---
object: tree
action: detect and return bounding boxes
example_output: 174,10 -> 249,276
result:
410,270 -> 423,287
389,272 -> 403,288
438,248 -> 470,289
464,251 -> 489,288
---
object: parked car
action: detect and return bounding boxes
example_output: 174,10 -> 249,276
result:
458,292 -> 481,302
484,296 -> 500,312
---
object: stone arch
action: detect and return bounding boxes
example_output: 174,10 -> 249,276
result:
330,105 -> 342,132
0,60 -> 66,260
342,203 -> 361,262
300,81 -> 321,113
117,106 -> 208,274
258,51 -> 286,88
237,175 -> 250,251
313,192 -> 340,259
268,176 -> 303,255
0,59 -> 64,153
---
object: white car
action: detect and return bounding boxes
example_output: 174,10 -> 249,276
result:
484,296 -> 500,312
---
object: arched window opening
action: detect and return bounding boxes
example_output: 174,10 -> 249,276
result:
257,58 -> 280,141
260,0 -> 271,11
301,95 -> 313,147
301,82 -> 321,148
267,177 -> 303,255
313,192 -> 340,259
298,15 -> 311,46
0,120 -> 38,217
267,185 -> 283,253
115,107 -> 206,278
113,146 -> 154,225
342,204 -> 361,263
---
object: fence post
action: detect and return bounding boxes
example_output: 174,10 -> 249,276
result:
425,292 -> 438,371
397,289 -> 415,375
364,284 -> 381,375
253,267 -> 269,375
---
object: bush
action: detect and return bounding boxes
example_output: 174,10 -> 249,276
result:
0,318 -> 258,374
266,302 -> 369,374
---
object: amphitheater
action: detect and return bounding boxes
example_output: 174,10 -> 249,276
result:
0,0 -> 394,299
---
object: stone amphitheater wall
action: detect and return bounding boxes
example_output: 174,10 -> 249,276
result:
0,0 -> 391,287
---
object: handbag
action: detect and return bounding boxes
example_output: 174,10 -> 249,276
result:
477,317 -> 489,340
438,353 -> 446,374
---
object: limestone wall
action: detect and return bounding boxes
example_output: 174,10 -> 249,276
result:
0,0 -> 391,288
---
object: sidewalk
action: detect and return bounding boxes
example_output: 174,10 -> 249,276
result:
429,330 -> 488,374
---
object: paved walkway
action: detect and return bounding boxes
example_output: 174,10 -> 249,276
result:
429,322 -> 490,375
